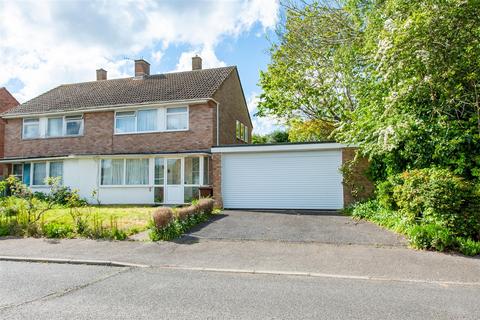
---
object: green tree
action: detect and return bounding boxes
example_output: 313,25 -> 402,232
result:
257,0 -> 362,129
338,0 -> 480,179
252,130 -> 290,144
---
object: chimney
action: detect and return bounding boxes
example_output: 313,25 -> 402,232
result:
134,59 -> 150,78
96,68 -> 107,81
192,55 -> 202,70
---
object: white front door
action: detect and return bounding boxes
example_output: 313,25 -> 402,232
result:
165,158 -> 183,204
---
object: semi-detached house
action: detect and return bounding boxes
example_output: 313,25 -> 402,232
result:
0,57 -> 252,205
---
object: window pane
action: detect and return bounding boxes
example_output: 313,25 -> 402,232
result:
154,158 -> 165,185
167,159 -> 181,185
12,164 -> 23,177
243,125 -> 248,142
137,109 -> 157,132
184,157 -> 200,185
66,120 -> 82,135
23,163 -> 31,185
125,159 -> 149,185
116,116 -> 135,133
184,187 -> 199,203
154,187 -> 164,203
203,157 -> 210,185
236,121 -> 241,139
33,163 -> 47,185
49,162 -> 63,183
101,159 -> 124,185
166,113 -> 187,130
167,107 -> 187,113
23,120 -> 39,139
48,118 -> 63,137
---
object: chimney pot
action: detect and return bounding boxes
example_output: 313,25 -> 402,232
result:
192,55 -> 202,70
96,68 -> 107,81
134,59 -> 150,78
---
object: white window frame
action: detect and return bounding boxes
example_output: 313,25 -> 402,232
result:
99,158 -> 150,187
114,111 -> 137,134
22,118 -> 40,139
165,106 -> 189,132
22,116 -> 83,140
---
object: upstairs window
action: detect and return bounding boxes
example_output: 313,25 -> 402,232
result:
166,107 -> 188,130
65,115 -> 83,136
137,109 -> 157,132
23,119 -> 40,139
236,120 -> 248,142
47,117 -> 63,137
115,111 -> 136,133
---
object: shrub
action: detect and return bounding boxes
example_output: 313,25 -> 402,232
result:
175,206 -> 197,220
152,207 -> 174,229
457,238 -> 480,256
387,168 -> 480,240
408,224 -> 454,252
42,222 -> 74,238
197,198 -> 215,215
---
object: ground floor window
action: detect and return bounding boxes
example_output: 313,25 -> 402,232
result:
184,186 -> 200,203
12,164 -> 23,181
32,163 -> 47,185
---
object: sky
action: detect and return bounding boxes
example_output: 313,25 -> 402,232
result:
0,0 -> 282,134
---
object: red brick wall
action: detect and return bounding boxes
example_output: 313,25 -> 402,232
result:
4,103 -> 215,158
212,153 -> 223,207
342,148 -> 374,206
0,88 -> 20,176
213,68 -> 253,145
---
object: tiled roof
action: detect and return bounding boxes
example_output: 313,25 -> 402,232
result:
4,66 -> 235,116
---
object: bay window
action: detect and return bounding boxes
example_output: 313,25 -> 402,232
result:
166,107 -> 188,130
23,119 -> 40,139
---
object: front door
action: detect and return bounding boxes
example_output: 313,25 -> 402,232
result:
165,158 -> 183,204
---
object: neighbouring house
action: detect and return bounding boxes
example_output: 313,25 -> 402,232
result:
0,88 -> 20,177
0,57 -> 252,205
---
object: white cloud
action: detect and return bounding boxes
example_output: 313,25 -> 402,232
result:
247,92 -> 282,135
0,0 -> 280,102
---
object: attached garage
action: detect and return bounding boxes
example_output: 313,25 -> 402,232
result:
211,143 -> 346,210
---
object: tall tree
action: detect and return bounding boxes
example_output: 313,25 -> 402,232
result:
257,0 -> 363,139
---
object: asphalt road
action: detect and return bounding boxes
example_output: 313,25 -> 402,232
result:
1,261 -> 479,320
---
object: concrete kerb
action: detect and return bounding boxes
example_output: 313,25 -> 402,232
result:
0,256 -> 149,268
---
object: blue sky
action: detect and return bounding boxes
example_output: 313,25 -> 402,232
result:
0,0 -> 282,134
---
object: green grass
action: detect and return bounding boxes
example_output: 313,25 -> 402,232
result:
43,205 -> 155,235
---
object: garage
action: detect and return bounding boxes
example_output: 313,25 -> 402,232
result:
211,143 -> 345,210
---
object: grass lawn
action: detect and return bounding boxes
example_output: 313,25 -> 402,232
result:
43,205 -> 156,235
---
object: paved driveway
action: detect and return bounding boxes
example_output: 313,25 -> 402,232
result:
187,210 -> 407,247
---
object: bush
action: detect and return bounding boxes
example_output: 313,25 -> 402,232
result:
408,224 -> 454,252
175,206 -> 197,220
42,222 -> 74,238
457,238 -> 480,256
381,168 -> 480,240
197,198 -> 215,215
152,207 -> 174,229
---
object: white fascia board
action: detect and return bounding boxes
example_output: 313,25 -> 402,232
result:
2,99 -> 211,119
0,152 -> 211,163
211,143 -> 349,154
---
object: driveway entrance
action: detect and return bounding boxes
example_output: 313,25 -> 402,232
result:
188,210 -> 407,246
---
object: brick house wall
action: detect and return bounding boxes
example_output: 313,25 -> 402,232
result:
4,103 -> 216,158
0,88 -> 20,176
213,69 -> 252,145
341,148 -> 374,206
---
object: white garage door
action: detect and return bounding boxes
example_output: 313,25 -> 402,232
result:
221,150 -> 344,209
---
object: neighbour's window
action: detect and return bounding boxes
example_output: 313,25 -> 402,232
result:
125,159 -> 149,185
137,109 -> 157,132
47,117 -> 63,137
154,158 -> 165,185
184,157 -> 200,185
203,157 -> 210,185
49,162 -> 63,183
236,121 -> 241,140
243,125 -> 249,142
166,107 -> 188,130
12,164 -> 23,181
32,163 -> 47,185
23,119 -> 40,139
65,115 -> 83,136
115,111 -> 136,133
101,159 -> 124,185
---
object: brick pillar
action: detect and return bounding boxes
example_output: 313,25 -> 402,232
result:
212,153 -> 223,208
342,148 -> 374,207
